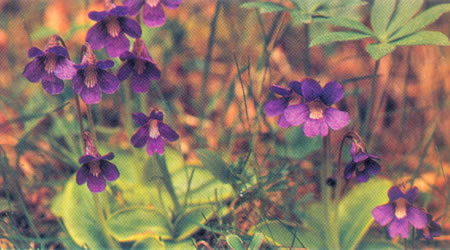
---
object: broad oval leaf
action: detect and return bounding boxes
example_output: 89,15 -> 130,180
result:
240,2 -> 287,14
226,234 -> 245,250
390,31 -> 450,46
365,43 -> 396,60
385,0 -> 424,37
310,31 -> 371,47
356,239 -> 402,250
338,178 -> 392,250
249,220 -> 324,249
370,0 -> 397,37
196,149 -> 234,183
173,205 -> 215,240
248,232 -> 264,250
106,207 -> 172,241
290,11 -> 312,25
132,238 -> 196,250
389,3 -> 450,41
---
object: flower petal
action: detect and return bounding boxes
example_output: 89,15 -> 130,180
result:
388,186 -> 404,202
344,162 -> 355,180
123,0 -> 145,16
41,73 -> 64,95
72,72 -> 84,94
28,47 -> 44,58
159,122 -> 179,142
79,155 -> 96,164
119,51 -> 135,61
118,61 -> 133,82
353,152 -> 369,163
388,218 -> 409,239
269,85 -> 291,97
132,113 -> 150,126
143,3 -> 166,27
98,70 -> 120,94
86,22 -> 107,51
46,46 -> 69,58
130,71 -> 151,93
87,174 -> 106,193
76,165 -> 89,185
303,118 -> 328,137
54,58 -> 76,80
162,0 -> 182,9
120,17 -> 142,38
355,169 -> 369,182
407,207 -> 427,229
96,60 -> 115,69
145,62 -> 161,80
101,152 -> 115,161
105,33 -> 130,58
23,58 -> 45,82
155,136 -> 165,155
131,126 -> 149,148
321,81 -> 344,105
101,161 -> 120,182
283,104 -> 309,126
288,80 -> 302,95
372,203 -> 394,226
404,187 -> 419,203
80,84 -> 102,104
264,98 -> 287,117
324,108 -> 350,131
146,138 -> 157,156
109,6 -> 129,16
366,159 -> 381,175
88,11 -> 108,21
301,78 -> 322,102
150,110 -> 164,121
277,113 -> 291,128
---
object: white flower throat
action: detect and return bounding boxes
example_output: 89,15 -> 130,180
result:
307,100 -> 327,119
84,66 -> 98,88
394,198 -> 408,219
146,0 -> 160,7
45,54 -> 58,73
89,160 -> 101,177
106,16 -> 121,38
149,119 -> 160,139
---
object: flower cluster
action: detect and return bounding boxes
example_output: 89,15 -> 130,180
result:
344,141 -> 381,182
124,0 -> 183,27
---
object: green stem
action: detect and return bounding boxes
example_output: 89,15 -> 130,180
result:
155,154 -> 181,215
361,60 -> 380,139
93,193 -> 118,249
303,23 -> 311,76
86,105 -> 97,143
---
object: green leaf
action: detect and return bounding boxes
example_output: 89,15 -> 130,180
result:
50,177 -> 110,249
173,205 -> 215,240
106,207 -> 172,241
248,232 -> 264,250
385,0 -> 423,37
276,127 -> 322,159
314,17 -> 375,36
240,2 -> 287,13
226,234 -> 245,250
310,31 -> 371,47
356,239 -> 402,250
195,149 -> 233,183
249,221 -> 324,249
132,238 -> 195,250
389,3 -> 450,41
338,178 -> 392,250
390,31 -> 450,46
370,0 -> 397,37
365,43 -> 396,60
290,10 -> 312,25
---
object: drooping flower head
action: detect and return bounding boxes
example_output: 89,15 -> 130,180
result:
23,35 -> 76,95
131,109 -> 179,156
86,1 -> 142,57
73,43 -> 120,104
284,78 -> 350,137
417,214 -> 441,240
372,186 -> 427,239
76,131 -> 119,193
117,38 -> 161,93
123,0 -> 182,27
264,82 -> 301,128
344,141 -> 381,182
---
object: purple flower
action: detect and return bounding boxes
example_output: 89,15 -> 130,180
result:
264,82 -> 301,128
22,35 -> 76,95
344,142 -> 381,182
86,4 -> 142,58
284,79 -> 350,137
372,186 -> 427,239
124,0 -> 182,27
131,109 -> 179,156
417,214 -> 441,240
73,43 -> 120,104
76,152 -> 120,193
117,38 -> 161,93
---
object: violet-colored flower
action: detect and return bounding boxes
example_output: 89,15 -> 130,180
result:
264,82 -> 301,128
417,214 -> 441,240
372,186 -> 427,239
86,4 -> 142,58
73,43 -> 120,104
23,35 -> 76,95
117,38 -> 161,93
344,142 -> 381,182
76,131 -> 119,193
284,79 -> 350,137
123,0 -> 182,27
131,109 -> 179,156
